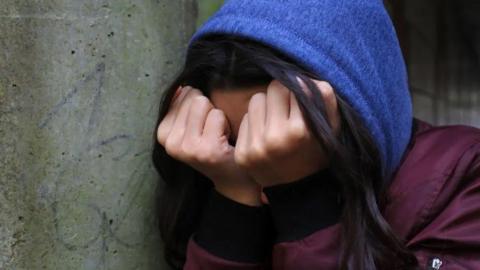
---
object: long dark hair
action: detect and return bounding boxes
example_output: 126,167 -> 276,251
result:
151,34 -> 419,270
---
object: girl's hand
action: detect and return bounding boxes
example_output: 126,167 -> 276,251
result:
157,86 -> 262,206
234,79 -> 341,187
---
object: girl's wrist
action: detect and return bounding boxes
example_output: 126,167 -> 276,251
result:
193,187 -> 272,263
214,185 -> 262,207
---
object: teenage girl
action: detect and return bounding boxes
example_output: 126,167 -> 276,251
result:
151,1 -> 480,269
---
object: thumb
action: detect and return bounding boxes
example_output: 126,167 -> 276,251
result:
203,108 -> 231,140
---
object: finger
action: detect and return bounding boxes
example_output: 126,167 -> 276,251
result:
203,108 -> 231,141
157,86 -> 186,145
266,80 -> 290,128
172,86 -> 203,121
168,87 -> 203,143
168,86 -> 190,118
184,96 -> 214,140
292,77 -> 325,122
248,93 -> 266,140
315,80 -> 340,134
171,85 -> 183,103
296,76 -> 313,99
234,113 -> 249,163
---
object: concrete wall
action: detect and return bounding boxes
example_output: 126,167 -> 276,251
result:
0,0 -> 196,269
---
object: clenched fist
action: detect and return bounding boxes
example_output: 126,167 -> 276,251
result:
156,86 -> 262,206
234,79 -> 341,187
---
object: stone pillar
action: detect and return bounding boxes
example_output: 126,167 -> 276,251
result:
0,0 -> 196,269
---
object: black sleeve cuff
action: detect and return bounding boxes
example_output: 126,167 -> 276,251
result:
193,188 -> 273,263
262,168 -> 343,243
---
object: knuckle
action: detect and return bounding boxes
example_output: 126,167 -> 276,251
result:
157,126 -> 167,145
234,149 -> 250,168
318,81 -> 335,101
192,95 -> 211,106
198,144 -> 225,165
318,80 -> 333,91
250,142 -> 268,161
267,79 -> 282,91
207,109 -> 228,125
180,141 -> 196,161
195,149 -> 215,164
235,155 -> 251,170
190,88 -> 204,98
164,137 -> 180,158
183,86 -> 204,100
187,86 -> 202,93
248,93 -> 266,109
251,92 -> 266,101
264,132 -> 287,153
289,121 -> 309,141
209,108 -> 225,118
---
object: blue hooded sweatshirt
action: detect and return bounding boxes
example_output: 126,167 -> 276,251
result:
188,0 -> 413,179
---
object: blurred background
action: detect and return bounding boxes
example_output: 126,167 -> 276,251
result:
0,1 -> 478,269
386,0 -> 480,127
197,0 -> 224,28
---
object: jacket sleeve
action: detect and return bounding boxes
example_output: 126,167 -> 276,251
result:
405,142 -> 480,269
184,188 -> 273,270
262,168 -> 343,270
260,142 -> 480,270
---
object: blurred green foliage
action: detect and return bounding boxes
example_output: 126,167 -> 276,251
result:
197,0 -> 224,28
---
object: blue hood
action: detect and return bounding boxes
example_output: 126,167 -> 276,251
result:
188,0 -> 413,178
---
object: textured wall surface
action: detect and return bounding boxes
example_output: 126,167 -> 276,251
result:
0,0 -> 196,269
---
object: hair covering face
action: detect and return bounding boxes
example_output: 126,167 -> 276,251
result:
188,0 -> 413,178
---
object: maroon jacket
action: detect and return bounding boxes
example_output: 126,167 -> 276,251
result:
183,118 -> 480,270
